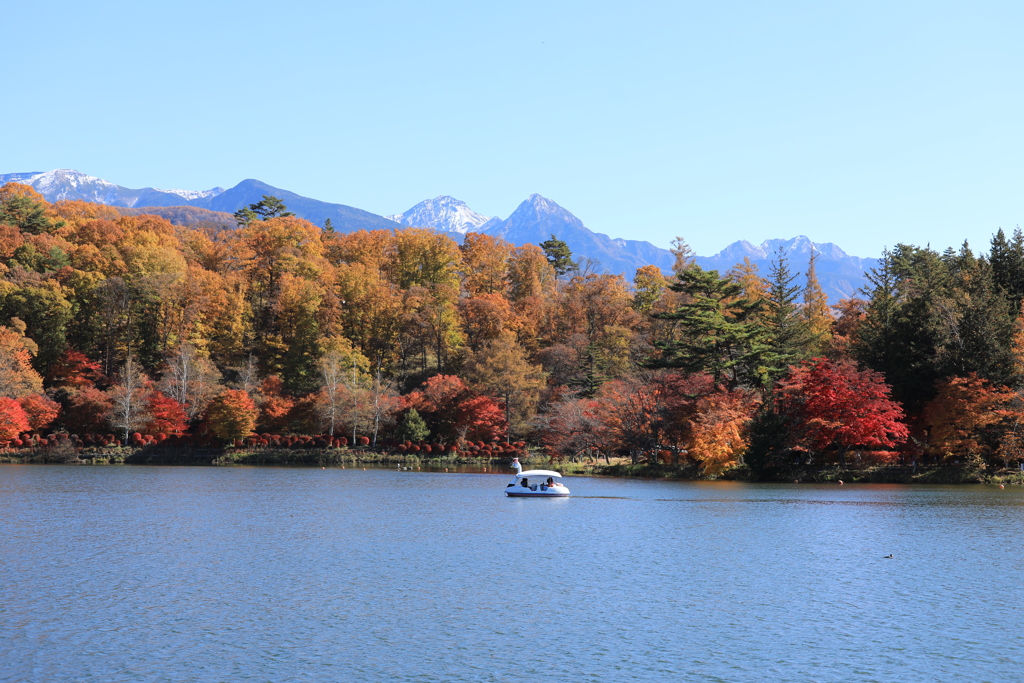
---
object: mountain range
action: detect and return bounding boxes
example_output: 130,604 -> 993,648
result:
0,170 -> 398,233
389,194 -> 876,302
3,169 -> 877,302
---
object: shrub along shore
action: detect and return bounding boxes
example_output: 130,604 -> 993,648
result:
2,443 -> 1022,485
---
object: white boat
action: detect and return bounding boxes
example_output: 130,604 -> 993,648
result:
505,457 -> 570,497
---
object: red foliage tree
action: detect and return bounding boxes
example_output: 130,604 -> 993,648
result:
62,386 -> 114,434
589,377 -> 665,464
283,393 -> 320,435
404,374 -> 507,442
555,372 -> 757,470
17,393 -> 60,431
453,394 -> 507,443
0,397 -> 30,442
777,358 -> 908,457
256,375 -> 295,433
45,350 -> 106,390
144,390 -> 188,436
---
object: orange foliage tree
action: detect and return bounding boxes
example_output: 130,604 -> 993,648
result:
255,375 -> 295,433
922,373 -> 1018,466
205,389 -> 259,442
685,386 -> 760,475
0,319 -> 44,398
17,394 -> 60,431
459,232 -> 512,296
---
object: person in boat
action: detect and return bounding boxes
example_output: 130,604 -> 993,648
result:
521,478 -> 529,488
546,477 -> 555,488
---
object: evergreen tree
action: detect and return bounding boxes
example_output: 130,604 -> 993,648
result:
233,195 -> 294,227
743,394 -> 790,478
763,247 -> 812,373
0,192 -> 58,235
233,206 -> 259,227
1010,301 -> 1024,385
395,408 -> 430,443
858,245 -> 947,411
933,254 -> 1014,385
989,227 -> 1024,309
650,265 -> 770,389
539,235 -> 577,276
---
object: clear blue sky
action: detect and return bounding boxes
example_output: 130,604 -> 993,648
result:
6,0 -> 1022,258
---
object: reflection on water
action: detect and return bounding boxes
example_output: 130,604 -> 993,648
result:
1,466 -> 1021,682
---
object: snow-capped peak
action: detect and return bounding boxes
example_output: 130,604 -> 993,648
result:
3,168 -> 226,207
711,236 -> 850,261
388,195 -> 493,234
32,169 -> 114,193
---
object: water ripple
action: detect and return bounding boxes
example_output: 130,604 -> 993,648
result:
0,468 -> 1021,682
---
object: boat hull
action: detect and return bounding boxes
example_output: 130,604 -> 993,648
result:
505,490 -> 569,497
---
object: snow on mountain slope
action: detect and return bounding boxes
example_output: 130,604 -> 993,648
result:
387,195 -> 492,234
153,187 -> 225,201
2,169 -> 224,207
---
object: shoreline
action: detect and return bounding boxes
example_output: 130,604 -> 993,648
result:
2,446 -> 1022,485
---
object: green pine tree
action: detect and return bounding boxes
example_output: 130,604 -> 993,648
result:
989,227 -> 1024,309
0,193 -> 59,235
540,235 -> 577,276
233,195 -> 294,227
857,245 -> 946,411
650,265 -> 771,389
395,408 -> 430,443
763,247 -> 813,372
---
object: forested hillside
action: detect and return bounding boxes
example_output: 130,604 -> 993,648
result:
0,181 -> 1021,477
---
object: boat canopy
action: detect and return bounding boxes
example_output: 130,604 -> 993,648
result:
515,469 -> 563,478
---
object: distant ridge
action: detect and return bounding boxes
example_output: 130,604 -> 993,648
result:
187,179 -> 399,233
3,168 -> 878,302
695,237 -> 878,302
2,169 -> 399,234
388,192 -> 873,302
115,206 -> 237,232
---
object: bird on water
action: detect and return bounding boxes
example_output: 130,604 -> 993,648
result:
883,554 -> 894,559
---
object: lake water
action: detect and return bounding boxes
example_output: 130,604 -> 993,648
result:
1,466 -> 1021,682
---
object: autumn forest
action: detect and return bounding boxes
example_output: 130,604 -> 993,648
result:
1,181 -> 1023,479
